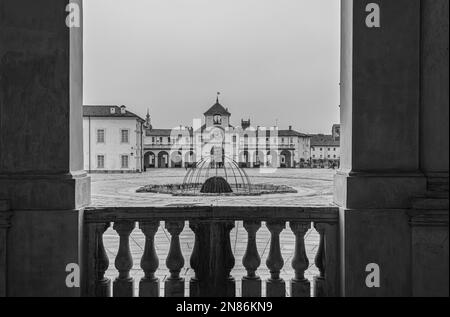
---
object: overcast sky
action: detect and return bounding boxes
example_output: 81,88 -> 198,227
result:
83,0 -> 340,134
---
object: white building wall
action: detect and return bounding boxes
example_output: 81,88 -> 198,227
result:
83,117 -> 143,172
143,126 -> 311,168
311,145 -> 340,161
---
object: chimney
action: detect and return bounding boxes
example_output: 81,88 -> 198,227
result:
289,125 -> 292,131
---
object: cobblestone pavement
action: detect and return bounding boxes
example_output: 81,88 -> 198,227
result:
91,168 -> 336,296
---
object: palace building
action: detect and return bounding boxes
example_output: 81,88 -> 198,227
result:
83,105 -> 145,173
310,124 -> 341,168
143,98 -> 311,169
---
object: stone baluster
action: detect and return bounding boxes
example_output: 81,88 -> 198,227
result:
165,221 -> 185,297
290,222 -> 310,297
266,221 -> 286,297
113,221 -> 135,297
139,221 -> 160,297
189,221 -> 201,297
242,221 -> 262,297
313,223 -> 326,297
222,221 -> 236,297
95,223 -> 111,297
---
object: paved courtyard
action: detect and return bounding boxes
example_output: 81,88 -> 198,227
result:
90,168 -> 336,296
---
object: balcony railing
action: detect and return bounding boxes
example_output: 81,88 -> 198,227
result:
82,206 -> 339,297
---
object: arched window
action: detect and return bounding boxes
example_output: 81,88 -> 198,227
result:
213,114 -> 222,125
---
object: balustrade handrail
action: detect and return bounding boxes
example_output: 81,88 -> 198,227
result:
82,205 -> 340,298
84,205 -> 339,223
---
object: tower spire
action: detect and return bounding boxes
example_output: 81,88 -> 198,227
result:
145,108 -> 152,130
216,92 -> 220,103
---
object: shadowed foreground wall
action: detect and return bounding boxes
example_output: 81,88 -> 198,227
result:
0,0 -> 89,296
336,0 -> 448,297
0,0 -> 447,296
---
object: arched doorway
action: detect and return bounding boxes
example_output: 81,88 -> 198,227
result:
157,151 -> 169,168
253,150 -> 265,168
266,151 -> 279,168
170,151 -> 183,168
239,151 -> 250,168
210,146 -> 225,167
280,150 -> 292,168
185,151 -> 196,168
144,151 -> 156,169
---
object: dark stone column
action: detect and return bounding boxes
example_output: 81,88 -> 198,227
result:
0,0 -> 88,296
411,0 -> 449,297
419,0 -> 449,190
336,0 -> 427,297
189,221 -> 235,297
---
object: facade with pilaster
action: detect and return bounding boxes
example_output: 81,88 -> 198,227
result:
143,99 -> 311,169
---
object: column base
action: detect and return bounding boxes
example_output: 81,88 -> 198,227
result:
139,277 -> 159,297
96,278 -> 111,297
189,277 -> 200,297
242,276 -> 261,297
226,276 -> 236,297
291,278 -> 311,297
313,276 -> 326,297
113,277 -> 135,297
6,208 -> 84,297
165,277 -> 185,297
339,208 -> 412,297
266,278 -> 285,297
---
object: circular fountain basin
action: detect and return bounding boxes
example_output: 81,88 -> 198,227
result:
136,183 -> 297,196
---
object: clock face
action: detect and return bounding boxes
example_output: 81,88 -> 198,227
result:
211,128 -> 224,143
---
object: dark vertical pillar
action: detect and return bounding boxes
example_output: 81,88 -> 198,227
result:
335,0 -> 427,296
0,0 -> 89,296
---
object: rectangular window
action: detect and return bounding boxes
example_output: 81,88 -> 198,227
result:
121,129 -> 129,143
233,136 -> 237,143
97,155 -> 105,169
121,155 -> 129,168
97,129 -> 105,143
